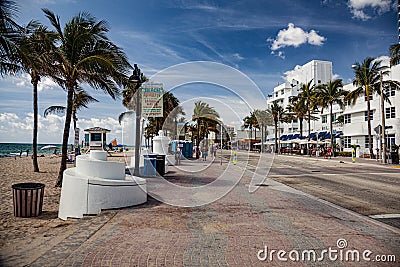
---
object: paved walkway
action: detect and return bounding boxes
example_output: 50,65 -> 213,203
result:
1,155 -> 399,266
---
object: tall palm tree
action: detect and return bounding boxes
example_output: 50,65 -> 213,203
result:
347,57 -> 400,158
315,79 -> 347,150
16,22 -> 56,172
0,0 -> 21,75
43,9 -> 131,187
267,101 -> 285,153
253,109 -> 271,152
389,43 -> 400,66
296,80 -> 318,141
287,96 -> 307,138
192,101 -> 219,158
44,87 -> 98,131
346,57 -> 384,158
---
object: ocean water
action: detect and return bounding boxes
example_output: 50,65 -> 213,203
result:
0,143 -> 63,157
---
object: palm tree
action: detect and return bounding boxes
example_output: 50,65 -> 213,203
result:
16,22 -> 57,172
267,101 -> 285,153
389,43 -> 400,66
253,109 -> 271,152
347,57 -> 400,158
192,101 -> 219,158
296,80 -> 318,141
287,96 -> 307,138
0,0 -> 21,76
315,79 -> 347,150
44,87 -> 98,131
347,57 -> 384,158
43,9 -> 131,187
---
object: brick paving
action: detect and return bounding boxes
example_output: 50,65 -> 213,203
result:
1,156 -> 399,266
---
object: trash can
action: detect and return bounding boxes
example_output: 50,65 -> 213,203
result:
12,183 -> 45,217
391,152 -> 399,164
143,155 -> 157,177
156,154 -> 166,176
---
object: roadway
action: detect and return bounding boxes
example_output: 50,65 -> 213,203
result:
226,150 -> 400,228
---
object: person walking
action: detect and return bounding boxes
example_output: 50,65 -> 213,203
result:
213,145 -> 217,158
202,146 -> 208,161
327,146 -> 332,159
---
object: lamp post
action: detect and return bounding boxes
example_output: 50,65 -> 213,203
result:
380,70 -> 387,164
129,64 -> 144,176
219,119 -> 223,165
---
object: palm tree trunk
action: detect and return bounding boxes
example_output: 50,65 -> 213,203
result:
56,85 -> 74,187
366,99 -> 374,158
307,110 -> 311,141
32,78 -> 39,172
299,117 -> 303,137
330,103 -> 334,153
196,120 -> 200,159
274,121 -> 278,153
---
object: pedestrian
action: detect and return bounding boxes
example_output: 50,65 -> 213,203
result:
327,146 -> 332,159
213,145 -> 217,158
202,146 -> 208,161
323,146 -> 328,159
26,149 -> 29,157
54,148 -> 58,155
19,149 -> 22,158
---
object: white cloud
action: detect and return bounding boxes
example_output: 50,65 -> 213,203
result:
11,73 -> 58,92
348,0 -> 395,20
232,53 -> 244,61
332,73 -> 341,80
268,23 -> 326,51
374,55 -> 390,67
0,112 -> 124,144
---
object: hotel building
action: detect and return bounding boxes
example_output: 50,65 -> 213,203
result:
265,60 -> 400,157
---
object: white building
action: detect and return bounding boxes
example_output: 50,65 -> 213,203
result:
266,59 -> 400,157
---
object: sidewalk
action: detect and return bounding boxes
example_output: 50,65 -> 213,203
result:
1,157 -> 399,266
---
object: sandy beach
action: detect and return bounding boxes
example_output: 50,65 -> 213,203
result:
0,152 -> 130,249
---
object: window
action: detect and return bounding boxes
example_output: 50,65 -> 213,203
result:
343,136 -> 351,148
91,133 -> 102,141
385,87 -> 395,97
344,114 -> 351,124
281,90 -> 284,95
318,80 -> 321,84
322,115 -> 327,124
386,134 -> 395,150
386,107 -> 395,119
332,113 -> 336,122
364,110 -> 373,121
364,136 -> 372,149
275,92 -> 278,97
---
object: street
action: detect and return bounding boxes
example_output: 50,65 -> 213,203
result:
231,150 -> 400,228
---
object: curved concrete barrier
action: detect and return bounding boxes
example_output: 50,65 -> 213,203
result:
58,151 -> 147,220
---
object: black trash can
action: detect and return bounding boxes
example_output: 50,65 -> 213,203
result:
12,183 -> 45,217
391,152 -> 399,164
156,154 -> 166,176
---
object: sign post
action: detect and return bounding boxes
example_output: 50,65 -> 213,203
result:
141,83 -> 163,118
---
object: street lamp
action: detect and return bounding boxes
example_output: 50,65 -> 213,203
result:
219,118 -> 223,165
129,64 -> 145,176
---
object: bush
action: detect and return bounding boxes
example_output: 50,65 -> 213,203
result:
337,152 -> 352,157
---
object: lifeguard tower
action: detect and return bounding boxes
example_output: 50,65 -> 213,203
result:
84,127 -> 110,151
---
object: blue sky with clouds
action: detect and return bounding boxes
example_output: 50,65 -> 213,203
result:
0,0 -> 398,143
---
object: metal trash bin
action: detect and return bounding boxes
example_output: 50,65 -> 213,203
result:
12,183 -> 45,217
156,154 -> 166,176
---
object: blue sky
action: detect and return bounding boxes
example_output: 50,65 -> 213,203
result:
0,0 -> 398,143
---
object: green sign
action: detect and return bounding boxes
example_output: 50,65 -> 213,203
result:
141,83 -> 163,117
